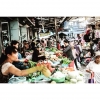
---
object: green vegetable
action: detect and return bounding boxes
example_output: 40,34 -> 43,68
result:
50,47 -> 57,52
64,80 -> 71,84
79,74 -> 83,76
65,76 -> 71,81
58,56 -> 63,59
62,58 -> 71,64
28,60 -> 37,68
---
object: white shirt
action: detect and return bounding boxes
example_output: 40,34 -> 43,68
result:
86,61 -> 100,72
60,40 -> 64,46
86,61 -> 100,83
2,62 -> 14,74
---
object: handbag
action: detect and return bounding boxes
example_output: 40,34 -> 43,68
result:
88,72 -> 94,83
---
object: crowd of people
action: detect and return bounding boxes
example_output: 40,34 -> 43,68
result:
0,23 -> 100,83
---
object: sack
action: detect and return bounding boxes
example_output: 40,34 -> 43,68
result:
88,72 -> 94,83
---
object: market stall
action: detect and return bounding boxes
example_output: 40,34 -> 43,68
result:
8,47 -> 85,84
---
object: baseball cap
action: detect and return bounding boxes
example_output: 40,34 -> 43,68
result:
95,51 -> 100,57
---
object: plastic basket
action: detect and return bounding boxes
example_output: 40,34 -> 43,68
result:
8,76 -> 26,83
50,77 -> 65,83
61,64 -> 68,68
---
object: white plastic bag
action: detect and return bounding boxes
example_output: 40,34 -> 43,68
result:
77,61 -> 81,68
26,55 -> 32,60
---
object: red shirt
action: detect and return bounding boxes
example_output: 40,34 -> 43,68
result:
57,43 -> 61,50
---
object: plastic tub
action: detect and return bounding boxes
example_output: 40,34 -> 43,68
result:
61,64 -> 68,68
50,77 -> 65,83
8,77 -> 26,84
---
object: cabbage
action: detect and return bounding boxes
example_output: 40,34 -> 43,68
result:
65,76 -> 71,81
76,76 -> 83,81
67,71 -> 78,79
70,79 -> 77,83
52,71 -> 65,79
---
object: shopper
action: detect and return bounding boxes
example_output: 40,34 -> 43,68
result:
74,41 -> 82,62
71,46 -> 79,70
0,46 -> 51,83
63,39 -> 74,60
86,51 -> 100,83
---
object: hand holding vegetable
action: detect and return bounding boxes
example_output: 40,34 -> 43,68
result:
36,65 -> 51,77
26,65 -> 51,77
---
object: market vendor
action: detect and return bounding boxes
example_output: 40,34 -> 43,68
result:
11,40 -> 28,70
21,41 -> 31,58
32,45 -> 46,62
86,51 -> 100,83
63,39 -> 74,60
31,39 -> 36,51
0,46 -> 51,83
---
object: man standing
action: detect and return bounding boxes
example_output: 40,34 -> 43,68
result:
63,39 -> 74,60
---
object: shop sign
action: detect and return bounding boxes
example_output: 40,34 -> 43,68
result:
39,33 -> 50,37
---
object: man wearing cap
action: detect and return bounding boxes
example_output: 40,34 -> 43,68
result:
86,51 -> 100,83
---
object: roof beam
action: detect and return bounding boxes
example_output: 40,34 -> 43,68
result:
26,17 -> 35,26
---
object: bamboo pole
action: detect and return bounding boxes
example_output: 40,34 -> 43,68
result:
55,17 -> 59,46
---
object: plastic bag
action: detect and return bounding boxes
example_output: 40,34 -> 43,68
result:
77,61 -> 81,68
8,75 -> 27,84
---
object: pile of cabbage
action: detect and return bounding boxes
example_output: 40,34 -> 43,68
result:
61,69 -> 85,84
51,71 -> 65,79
